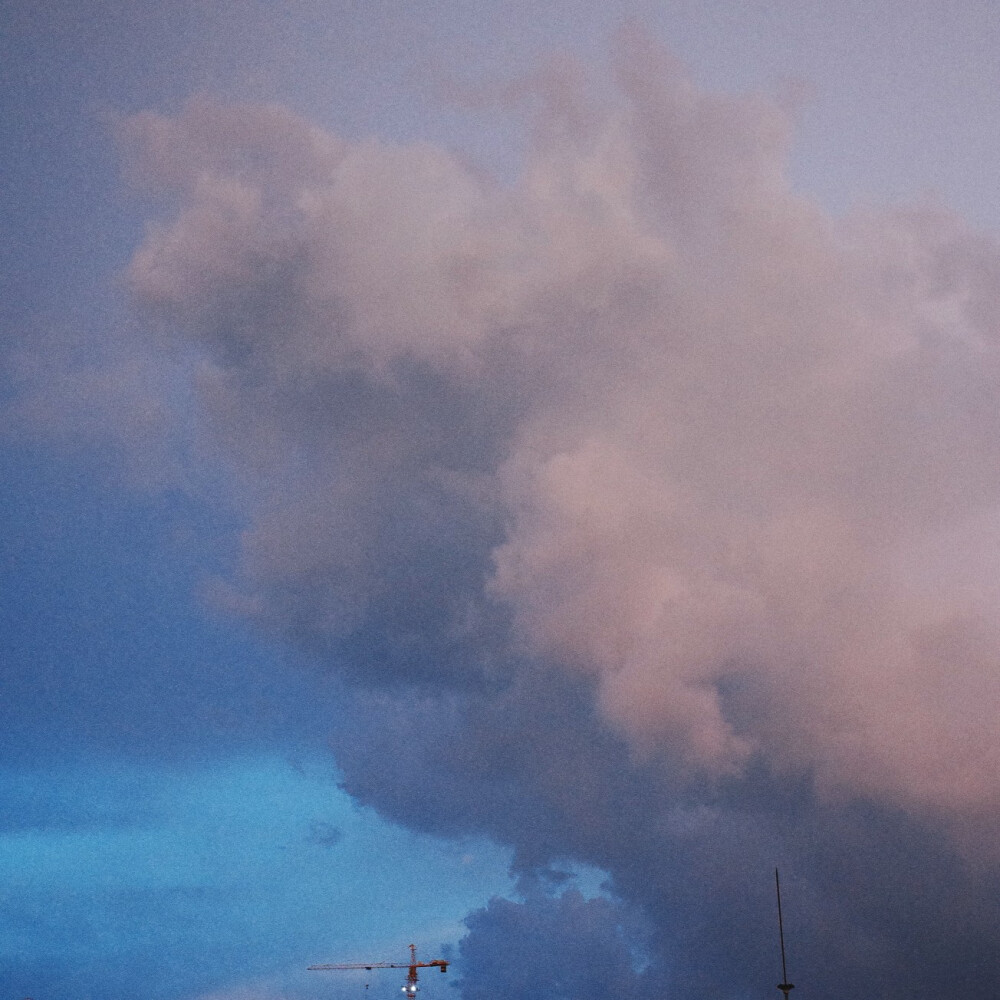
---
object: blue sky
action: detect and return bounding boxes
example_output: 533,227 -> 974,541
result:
4,4 -> 1000,1000
0,754 -> 513,1000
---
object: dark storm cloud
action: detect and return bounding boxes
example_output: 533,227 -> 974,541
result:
17,30 -> 1000,999
457,887 -> 656,1000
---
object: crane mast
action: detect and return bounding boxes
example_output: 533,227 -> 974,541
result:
309,944 -> 449,997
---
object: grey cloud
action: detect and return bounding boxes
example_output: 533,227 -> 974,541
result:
457,887 -> 655,1000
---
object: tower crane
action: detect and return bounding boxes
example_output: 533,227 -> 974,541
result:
309,944 -> 448,997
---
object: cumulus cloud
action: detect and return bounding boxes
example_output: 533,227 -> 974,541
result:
115,34 -> 1000,822
20,28 -> 1000,999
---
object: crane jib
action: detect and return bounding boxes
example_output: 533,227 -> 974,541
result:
307,962 -> 449,972
308,945 -> 449,994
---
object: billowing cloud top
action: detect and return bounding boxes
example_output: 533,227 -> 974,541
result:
118,33 -> 1000,829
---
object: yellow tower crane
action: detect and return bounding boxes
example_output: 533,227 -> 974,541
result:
309,944 -> 449,998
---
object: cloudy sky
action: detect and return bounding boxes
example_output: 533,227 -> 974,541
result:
4,3 -> 1000,999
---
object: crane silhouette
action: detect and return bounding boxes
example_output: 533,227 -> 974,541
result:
309,944 -> 448,997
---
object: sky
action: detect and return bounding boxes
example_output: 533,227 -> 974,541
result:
3,3 -> 1000,999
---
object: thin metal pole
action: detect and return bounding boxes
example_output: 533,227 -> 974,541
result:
775,868 -> 794,997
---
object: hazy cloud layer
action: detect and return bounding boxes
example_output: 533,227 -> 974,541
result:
26,30 -> 1000,999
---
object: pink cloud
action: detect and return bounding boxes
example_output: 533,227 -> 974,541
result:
25,32 -> 1000,841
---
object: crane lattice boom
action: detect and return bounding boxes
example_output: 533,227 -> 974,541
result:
309,945 -> 448,996
307,962 -> 447,971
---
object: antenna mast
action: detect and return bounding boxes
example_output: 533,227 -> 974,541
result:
775,868 -> 795,1000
